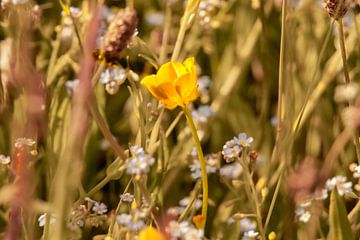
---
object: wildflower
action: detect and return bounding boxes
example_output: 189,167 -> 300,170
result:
268,232 -> 276,240
220,162 -> 243,179
295,206 -> 311,223
191,105 -> 214,123
65,79 -> 80,96
38,213 -> 56,227
141,57 -> 198,109
100,67 -> 127,95
14,138 -> 36,148
239,218 -> 257,232
130,145 -> 145,156
116,213 -> 132,226
325,175 -> 353,196
92,202 -> 108,215
125,149 -> 155,175
167,206 -> 185,217
189,159 -> 216,180
120,193 -> 134,203
198,75 -> 211,91
166,220 -> 203,240
313,188 -> 328,200
234,133 -> 253,148
129,220 -> 146,231
139,226 -> 166,240
222,141 -> 241,160
242,230 -> 259,240
179,197 -> 202,210
101,7 -> 138,62
0,155 -> 11,165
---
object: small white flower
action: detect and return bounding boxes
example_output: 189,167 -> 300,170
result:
295,206 -> 311,223
242,230 -> 259,240
313,188 -> 328,200
189,159 -> 216,180
92,202 -> 108,215
179,197 -> 202,210
14,138 -> 36,148
0,155 -> 11,165
191,105 -> 214,123
353,165 -> 360,178
222,144 -> 241,159
125,148 -> 155,175
116,213 -> 132,225
220,162 -> 243,179
38,213 -> 56,227
325,175 -> 353,196
120,193 -> 134,203
234,133 -> 254,148
239,218 -> 257,232
65,79 -> 80,96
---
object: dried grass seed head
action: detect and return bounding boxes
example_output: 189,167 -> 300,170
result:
101,7 -> 138,63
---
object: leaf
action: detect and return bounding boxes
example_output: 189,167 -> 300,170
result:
328,190 -> 354,240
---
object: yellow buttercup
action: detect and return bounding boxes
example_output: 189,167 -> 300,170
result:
141,57 -> 198,109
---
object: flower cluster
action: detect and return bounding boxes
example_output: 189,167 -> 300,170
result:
325,175 -> 352,196
295,201 -> 312,223
116,207 -> 150,233
100,67 -> 127,95
165,220 -> 204,240
191,105 -> 214,124
125,146 -> 155,175
222,133 -> 254,161
220,162 -> 243,179
189,148 -> 218,180
0,155 -> 11,165
239,218 -> 259,240
198,0 -> 225,29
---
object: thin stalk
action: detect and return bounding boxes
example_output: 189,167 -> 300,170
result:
159,3 -> 172,64
264,167 -> 284,232
74,176 -> 111,205
107,179 -> 133,236
337,19 -> 360,164
183,106 -> 208,229
276,0 -> 287,141
241,154 -> 265,240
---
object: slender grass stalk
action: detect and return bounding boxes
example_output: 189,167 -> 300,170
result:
107,179 -> 133,236
159,3 -> 172,64
183,106 -> 208,229
276,0 -> 287,142
337,19 -> 360,164
240,153 -> 265,240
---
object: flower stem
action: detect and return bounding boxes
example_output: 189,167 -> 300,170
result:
337,19 -> 360,164
183,106 -> 208,229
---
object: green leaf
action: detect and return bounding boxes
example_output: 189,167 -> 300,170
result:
328,190 -> 354,240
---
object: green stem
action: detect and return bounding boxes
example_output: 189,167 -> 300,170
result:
240,154 -> 265,239
183,106 -> 208,229
107,179 -> 133,236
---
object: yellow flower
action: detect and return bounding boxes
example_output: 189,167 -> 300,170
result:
138,226 -> 167,240
141,57 -> 198,109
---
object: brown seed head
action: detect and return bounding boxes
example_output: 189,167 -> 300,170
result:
101,7 -> 138,62
324,0 -> 349,20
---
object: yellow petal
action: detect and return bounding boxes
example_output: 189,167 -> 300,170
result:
155,82 -> 182,109
175,73 -> 198,104
157,61 -> 187,84
138,227 -> 167,240
141,74 -> 157,88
